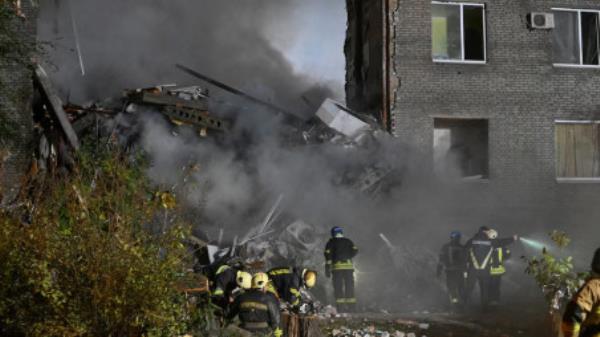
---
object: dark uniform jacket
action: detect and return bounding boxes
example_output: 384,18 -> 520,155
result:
465,232 -> 514,273
212,265 -> 238,297
438,241 -> 466,273
267,267 -> 303,306
227,289 -> 281,333
325,236 -> 358,271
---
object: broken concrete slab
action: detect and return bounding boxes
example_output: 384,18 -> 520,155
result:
316,98 -> 372,142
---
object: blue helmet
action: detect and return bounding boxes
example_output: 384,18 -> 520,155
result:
450,231 -> 462,239
331,226 -> 344,237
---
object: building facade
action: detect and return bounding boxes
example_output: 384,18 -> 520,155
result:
346,0 -> 600,230
0,2 -> 37,204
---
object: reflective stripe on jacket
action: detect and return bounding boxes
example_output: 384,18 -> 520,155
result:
325,237 -> 358,271
490,247 -> 508,275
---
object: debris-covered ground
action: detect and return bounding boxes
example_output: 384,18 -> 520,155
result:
321,306 -> 550,337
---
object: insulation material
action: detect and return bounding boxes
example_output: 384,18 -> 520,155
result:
316,98 -> 371,141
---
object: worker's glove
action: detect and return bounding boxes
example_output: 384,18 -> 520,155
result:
325,265 -> 331,278
274,328 -> 283,337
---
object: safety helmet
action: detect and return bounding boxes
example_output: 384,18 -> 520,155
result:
302,269 -> 317,288
450,231 -> 462,239
487,229 -> 498,240
331,226 -> 344,237
252,272 -> 270,290
236,271 -> 252,290
592,248 -> 600,274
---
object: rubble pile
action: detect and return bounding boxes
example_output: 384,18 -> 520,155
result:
28,63 -> 440,318
320,314 -> 519,337
325,319 -> 429,337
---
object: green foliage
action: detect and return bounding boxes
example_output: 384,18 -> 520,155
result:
0,142 -> 208,337
549,230 -> 571,249
523,231 -> 588,312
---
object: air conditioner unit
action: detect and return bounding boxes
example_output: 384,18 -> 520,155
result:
528,12 -> 555,29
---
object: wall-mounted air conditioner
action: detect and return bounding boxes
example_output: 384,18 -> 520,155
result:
527,12 -> 555,29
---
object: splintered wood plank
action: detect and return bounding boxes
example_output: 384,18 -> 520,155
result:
34,65 -> 80,150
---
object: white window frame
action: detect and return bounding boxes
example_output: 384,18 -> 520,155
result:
432,1 -> 487,64
554,120 -> 600,183
552,8 -> 600,69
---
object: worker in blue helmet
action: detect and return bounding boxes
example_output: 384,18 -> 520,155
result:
437,231 -> 467,308
324,226 -> 358,313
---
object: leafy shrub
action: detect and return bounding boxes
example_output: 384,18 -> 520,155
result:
523,231 -> 589,312
0,143 -> 197,337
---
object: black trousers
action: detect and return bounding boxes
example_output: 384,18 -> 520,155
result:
445,269 -> 465,304
489,275 -> 502,302
466,270 -> 491,307
332,270 -> 355,311
581,324 -> 600,337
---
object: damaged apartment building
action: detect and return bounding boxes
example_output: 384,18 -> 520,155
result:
346,0 -> 600,226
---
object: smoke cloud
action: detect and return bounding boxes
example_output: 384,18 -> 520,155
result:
37,0 -> 345,115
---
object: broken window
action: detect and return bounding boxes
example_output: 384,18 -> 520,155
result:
555,122 -> 600,178
432,2 -> 486,62
553,9 -> 600,66
434,118 -> 489,179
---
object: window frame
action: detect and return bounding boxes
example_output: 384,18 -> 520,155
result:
554,120 -> 600,183
432,116 -> 490,181
431,1 -> 487,64
552,8 -> 600,68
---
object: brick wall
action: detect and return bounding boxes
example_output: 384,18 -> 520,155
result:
0,2 -> 37,204
347,0 -> 600,232
345,0 -> 385,119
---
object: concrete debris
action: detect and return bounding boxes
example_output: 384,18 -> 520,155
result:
316,98 -> 372,143
329,326 -> 422,337
176,63 -> 299,120
125,85 -> 230,133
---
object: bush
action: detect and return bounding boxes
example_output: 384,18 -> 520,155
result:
0,143 -> 196,337
523,231 -> 589,312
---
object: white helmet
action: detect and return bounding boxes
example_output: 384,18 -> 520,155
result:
487,229 -> 498,239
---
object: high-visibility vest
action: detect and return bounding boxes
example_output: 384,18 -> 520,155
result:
490,248 -> 507,275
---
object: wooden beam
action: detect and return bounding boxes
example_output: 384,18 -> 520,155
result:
34,65 -> 80,150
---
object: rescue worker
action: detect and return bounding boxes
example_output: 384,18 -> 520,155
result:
437,231 -> 466,306
324,226 -> 358,312
464,226 -> 517,308
211,264 -> 252,311
227,272 -> 283,337
562,248 -> 600,337
267,266 -> 317,308
487,229 -> 512,305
